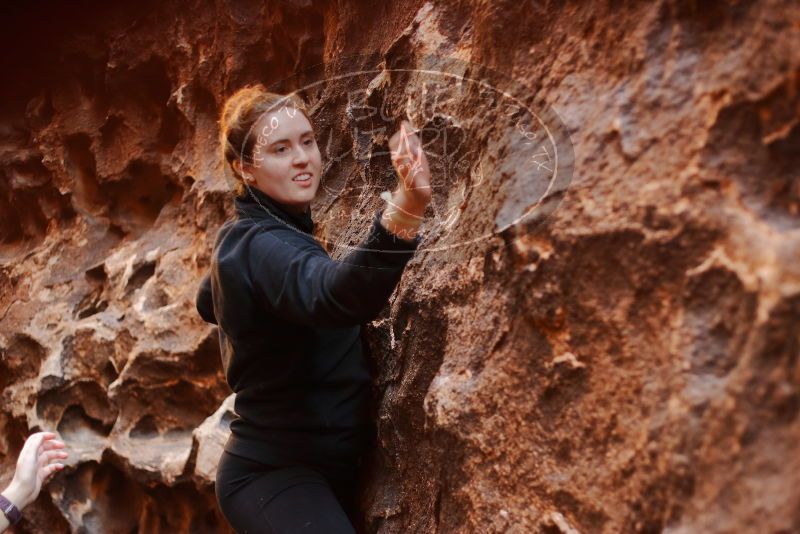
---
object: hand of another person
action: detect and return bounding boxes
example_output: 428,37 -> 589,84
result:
2,432 -> 68,510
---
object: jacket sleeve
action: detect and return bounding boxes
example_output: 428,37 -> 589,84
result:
196,272 -> 218,325
249,208 -> 421,328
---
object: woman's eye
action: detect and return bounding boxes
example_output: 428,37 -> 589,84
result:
275,140 -> 313,153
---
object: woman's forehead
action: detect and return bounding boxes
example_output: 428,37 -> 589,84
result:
254,107 -> 312,138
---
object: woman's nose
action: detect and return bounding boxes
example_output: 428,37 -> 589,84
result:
293,145 -> 311,165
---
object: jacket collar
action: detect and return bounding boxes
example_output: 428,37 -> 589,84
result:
234,186 -> 315,234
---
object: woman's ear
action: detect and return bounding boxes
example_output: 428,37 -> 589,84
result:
233,160 -> 254,183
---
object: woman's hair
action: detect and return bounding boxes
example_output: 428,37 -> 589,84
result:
219,84 -> 314,197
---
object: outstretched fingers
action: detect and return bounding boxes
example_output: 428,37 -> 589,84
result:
392,136 -> 422,188
40,439 -> 66,452
38,449 -> 69,466
40,462 -> 65,481
27,432 -> 51,451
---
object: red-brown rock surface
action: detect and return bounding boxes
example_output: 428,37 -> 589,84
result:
1,1 -> 798,532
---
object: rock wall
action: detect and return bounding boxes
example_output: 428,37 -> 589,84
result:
1,0 -> 798,532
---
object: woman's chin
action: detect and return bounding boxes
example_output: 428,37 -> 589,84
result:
293,183 -> 319,199
279,189 -> 317,211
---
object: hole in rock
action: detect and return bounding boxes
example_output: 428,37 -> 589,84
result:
1,333 -> 47,382
101,360 -> 119,384
85,263 -> 108,283
57,405 -> 113,440
130,415 -> 159,439
100,160 -> 182,235
64,132 -> 102,214
142,286 -> 170,310
126,259 -> 156,293
74,289 -> 108,319
36,381 -> 117,426
157,102 -> 190,154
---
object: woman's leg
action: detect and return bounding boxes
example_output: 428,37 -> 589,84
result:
255,480 -> 355,533
216,451 -> 355,534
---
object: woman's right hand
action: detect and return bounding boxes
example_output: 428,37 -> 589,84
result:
388,120 -> 432,213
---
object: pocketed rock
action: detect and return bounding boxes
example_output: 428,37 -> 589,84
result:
1,0 -> 798,533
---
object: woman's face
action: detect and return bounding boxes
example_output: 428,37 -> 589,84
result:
240,106 -> 322,215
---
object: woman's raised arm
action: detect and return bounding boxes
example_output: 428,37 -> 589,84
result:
245,210 -> 420,328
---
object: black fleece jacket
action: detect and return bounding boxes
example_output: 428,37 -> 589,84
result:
196,187 -> 420,467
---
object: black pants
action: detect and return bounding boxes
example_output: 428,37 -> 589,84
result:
215,451 -> 361,533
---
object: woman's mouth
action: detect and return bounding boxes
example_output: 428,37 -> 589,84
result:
292,172 -> 314,186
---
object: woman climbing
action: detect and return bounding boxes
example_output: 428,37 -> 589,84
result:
196,84 -> 431,533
